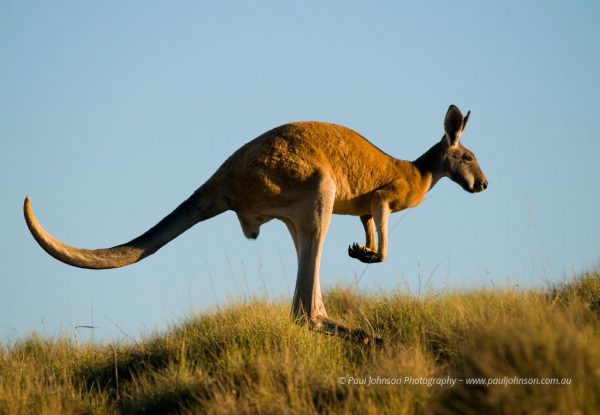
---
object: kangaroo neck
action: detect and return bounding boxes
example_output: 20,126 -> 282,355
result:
412,139 -> 446,191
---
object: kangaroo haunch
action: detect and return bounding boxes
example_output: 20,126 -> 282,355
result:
24,105 -> 487,344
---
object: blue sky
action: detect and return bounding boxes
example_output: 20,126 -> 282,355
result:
1,1 -> 599,342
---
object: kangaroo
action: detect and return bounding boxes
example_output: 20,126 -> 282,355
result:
24,105 -> 487,344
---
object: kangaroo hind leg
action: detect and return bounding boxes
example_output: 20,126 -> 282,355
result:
286,174 -> 383,345
289,174 -> 336,322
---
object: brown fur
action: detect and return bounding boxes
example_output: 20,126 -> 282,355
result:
24,105 -> 487,344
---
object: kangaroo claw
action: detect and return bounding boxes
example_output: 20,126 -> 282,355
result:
348,243 -> 381,263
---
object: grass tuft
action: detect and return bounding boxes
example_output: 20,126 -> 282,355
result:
2,270 -> 600,414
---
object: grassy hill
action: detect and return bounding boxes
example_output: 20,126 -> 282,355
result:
2,270 -> 600,414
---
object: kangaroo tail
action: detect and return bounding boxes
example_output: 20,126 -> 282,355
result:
23,185 -> 227,270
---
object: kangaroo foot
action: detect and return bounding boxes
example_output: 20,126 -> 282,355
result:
348,243 -> 381,264
309,316 -> 383,346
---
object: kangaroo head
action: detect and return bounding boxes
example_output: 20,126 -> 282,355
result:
440,105 -> 488,193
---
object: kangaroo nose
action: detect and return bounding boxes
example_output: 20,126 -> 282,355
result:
474,179 -> 488,192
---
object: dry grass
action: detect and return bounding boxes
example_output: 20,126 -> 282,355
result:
2,270 -> 600,414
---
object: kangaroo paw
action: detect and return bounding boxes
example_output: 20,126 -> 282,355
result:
347,243 -> 381,264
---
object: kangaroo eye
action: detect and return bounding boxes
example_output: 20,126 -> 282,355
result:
463,155 -> 474,162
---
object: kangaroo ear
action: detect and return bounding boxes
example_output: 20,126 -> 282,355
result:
444,105 -> 468,146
